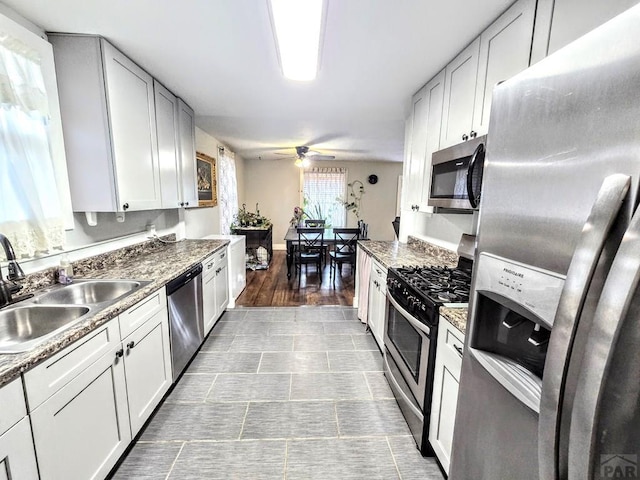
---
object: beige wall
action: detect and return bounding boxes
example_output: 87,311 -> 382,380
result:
184,127 -> 246,238
243,158 -> 402,247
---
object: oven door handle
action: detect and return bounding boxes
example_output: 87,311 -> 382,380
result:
387,293 -> 431,337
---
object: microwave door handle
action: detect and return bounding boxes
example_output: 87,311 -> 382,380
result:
538,174 -> 631,480
466,143 -> 485,208
568,204 -> 640,480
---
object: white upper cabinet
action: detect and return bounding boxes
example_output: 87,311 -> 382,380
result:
155,83 -> 198,209
50,34 -> 196,213
440,38 -> 480,149
102,41 -> 161,211
402,85 -> 428,212
473,0 -> 536,136
439,0 -> 535,148
402,70 -> 446,213
155,80 -> 181,209
177,99 -> 198,208
50,34 -> 162,212
531,0 -> 639,61
419,70 -> 446,210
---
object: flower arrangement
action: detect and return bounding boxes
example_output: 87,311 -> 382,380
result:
290,206 -> 306,227
231,203 -> 271,229
338,180 -> 365,220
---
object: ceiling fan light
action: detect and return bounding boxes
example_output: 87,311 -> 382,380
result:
269,0 -> 325,81
294,158 -> 304,167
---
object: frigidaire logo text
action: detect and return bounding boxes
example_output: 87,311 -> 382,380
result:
503,268 -> 524,278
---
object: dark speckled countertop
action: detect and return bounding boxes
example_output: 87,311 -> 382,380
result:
357,237 -> 458,269
0,238 -> 228,387
358,237 -> 468,334
440,307 -> 468,335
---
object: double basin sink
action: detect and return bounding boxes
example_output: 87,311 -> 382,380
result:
0,279 -> 150,354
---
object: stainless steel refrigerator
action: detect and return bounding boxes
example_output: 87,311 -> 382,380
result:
450,4 -> 640,480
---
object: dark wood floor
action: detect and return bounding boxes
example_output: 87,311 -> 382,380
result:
235,250 -> 356,307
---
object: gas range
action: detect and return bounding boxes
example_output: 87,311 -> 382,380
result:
386,265 -> 472,326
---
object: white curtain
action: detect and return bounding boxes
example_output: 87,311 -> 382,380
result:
218,147 -> 239,234
0,34 -> 64,258
303,167 -> 347,227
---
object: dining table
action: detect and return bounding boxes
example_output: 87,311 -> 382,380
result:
284,227 -> 364,278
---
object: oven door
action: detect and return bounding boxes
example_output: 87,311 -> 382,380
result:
384,292 -> 431,410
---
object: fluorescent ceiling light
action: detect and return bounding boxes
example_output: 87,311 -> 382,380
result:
269,0 -> 325,81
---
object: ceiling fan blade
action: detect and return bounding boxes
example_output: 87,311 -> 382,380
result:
307,154 -> 335,160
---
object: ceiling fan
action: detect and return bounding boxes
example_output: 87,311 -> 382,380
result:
275,146 -> 336,166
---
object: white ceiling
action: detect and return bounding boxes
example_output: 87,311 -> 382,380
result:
3,0 -> 513,162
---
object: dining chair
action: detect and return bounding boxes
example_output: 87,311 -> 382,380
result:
304,219 -> 326,227
304,219 -> 327,260
329,227 -> 360,282
294,227 -> 325,279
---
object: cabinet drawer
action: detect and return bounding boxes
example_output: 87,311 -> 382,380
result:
0,378 -> 27,436
119,289 -> 166,339
443,321 -> 465,369
203,249 -> 227,277
24,320 -> 121,410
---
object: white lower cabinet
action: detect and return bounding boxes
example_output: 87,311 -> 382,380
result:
429,317 -> 465,474
121,297 -> 172,437
203,249 -> 229,336
367,259 -> 387,349
30,341 -> 130,480
28,289 -> 172,480
0,379 -> 38,480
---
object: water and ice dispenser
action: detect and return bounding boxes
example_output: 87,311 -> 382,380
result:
469,254 -> 565,381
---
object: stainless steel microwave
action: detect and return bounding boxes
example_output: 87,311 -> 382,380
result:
428,135 -> 487,211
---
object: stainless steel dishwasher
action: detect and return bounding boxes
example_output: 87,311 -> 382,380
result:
166,263 -> 204,381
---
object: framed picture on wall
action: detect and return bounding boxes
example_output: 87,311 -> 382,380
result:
196,151 -> 217,207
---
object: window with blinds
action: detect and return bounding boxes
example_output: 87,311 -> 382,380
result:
302,167 -> 346,227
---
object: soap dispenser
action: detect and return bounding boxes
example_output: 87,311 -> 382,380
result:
57,254 -> 74,285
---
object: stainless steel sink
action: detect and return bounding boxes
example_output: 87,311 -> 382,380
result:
33,280 -> 144,305
0,305 -> 91,353
0,278 -> 151,353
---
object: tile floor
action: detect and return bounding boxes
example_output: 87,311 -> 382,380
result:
109,307 -> 444,480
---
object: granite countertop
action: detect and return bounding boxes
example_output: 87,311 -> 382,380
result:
358,237 -> 468,334
358,238 -> 459,270
440,307 -> 468,335
0,238 -> 228,387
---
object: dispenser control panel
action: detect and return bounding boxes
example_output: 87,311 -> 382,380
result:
474,253 -> 566,327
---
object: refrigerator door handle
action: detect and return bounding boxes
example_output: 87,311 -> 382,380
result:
568,204 -> 640,480
539,174 -> 631,480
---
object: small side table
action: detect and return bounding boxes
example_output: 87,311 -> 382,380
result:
231,225 -> 273,269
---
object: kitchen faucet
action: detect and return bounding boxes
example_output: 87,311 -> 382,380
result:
0,234 -> 25,308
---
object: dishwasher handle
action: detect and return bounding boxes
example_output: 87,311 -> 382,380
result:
166,263 -> 203,296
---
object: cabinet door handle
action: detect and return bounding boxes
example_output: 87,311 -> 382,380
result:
185,201 -> 189,206
122,203 -> 129,211
462,133 -> 469,141
221,253 -> 226,258
470,130 -> 477,138
179,202 -> 184,207
207,262 -> 214,269
454,344 -> 463,357
115,348 -> 124,358
127,341 -> 135,350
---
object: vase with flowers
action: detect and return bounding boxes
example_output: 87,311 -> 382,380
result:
290,206 -> 307,227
